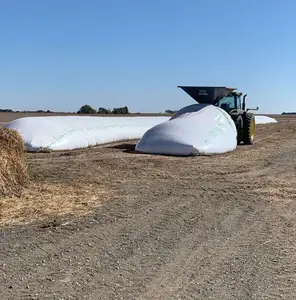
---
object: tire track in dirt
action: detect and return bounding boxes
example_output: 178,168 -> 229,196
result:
136,144 -> 296,300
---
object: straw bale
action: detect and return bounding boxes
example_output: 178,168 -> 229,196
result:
0,128 -> 29,197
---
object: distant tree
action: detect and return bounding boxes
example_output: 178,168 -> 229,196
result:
98,107 -> 111,114
165,109 -> 178,114
112,106 -> 129,114
77,104 -> 97,114
0,109 -> 13,112
282,112 -> 296,115
122,106 -> 129,114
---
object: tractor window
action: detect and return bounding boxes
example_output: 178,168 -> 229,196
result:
216,96 -> 235,111
237,95 -> 242,109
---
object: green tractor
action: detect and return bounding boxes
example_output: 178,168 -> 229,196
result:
177,86 -> 258,145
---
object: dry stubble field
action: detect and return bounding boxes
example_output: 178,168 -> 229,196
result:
1,113 -> 296,300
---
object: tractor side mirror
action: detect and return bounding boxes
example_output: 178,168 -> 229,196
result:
247,106 -> 259,112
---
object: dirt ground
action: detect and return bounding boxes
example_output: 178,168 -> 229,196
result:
1,115 -> 296,299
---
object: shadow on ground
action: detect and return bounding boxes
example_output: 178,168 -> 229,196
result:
107,143 -> 136,153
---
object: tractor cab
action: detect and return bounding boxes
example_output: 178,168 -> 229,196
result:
215,91 -> 244,112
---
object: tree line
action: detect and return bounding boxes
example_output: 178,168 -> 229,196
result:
282,112 -> 296,115
0,109 -> 52,113
0,106 -> 179,114
77,105 -> 179,115
0,106 -> 130,114
77,105 -> 130,114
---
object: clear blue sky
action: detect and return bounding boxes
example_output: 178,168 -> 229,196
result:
1,0 -> 295,113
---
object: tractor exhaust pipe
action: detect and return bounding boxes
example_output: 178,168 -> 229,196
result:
242,94 -> 247,110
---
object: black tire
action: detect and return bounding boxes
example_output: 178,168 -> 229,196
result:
243,112 -> 255,145
232,115 -> 243,145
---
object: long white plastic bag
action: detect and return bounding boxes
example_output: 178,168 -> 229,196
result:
3,115 -> 170,151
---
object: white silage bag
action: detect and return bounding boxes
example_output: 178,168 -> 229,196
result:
135,104 -> 237,156
3,115 -> 170,151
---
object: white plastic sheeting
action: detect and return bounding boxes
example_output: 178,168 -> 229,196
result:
2,109 -> 278,153
255,115 -> 278,124
135,104 -> 238,156
3,116 -> 169,152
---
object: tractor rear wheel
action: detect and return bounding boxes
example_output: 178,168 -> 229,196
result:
243,112 -> 255,145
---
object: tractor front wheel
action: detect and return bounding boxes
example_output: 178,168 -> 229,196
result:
234,115 -> 243,145
243,112 -> 255,145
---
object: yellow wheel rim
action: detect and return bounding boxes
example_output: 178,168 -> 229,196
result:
250,119 -> 255,141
